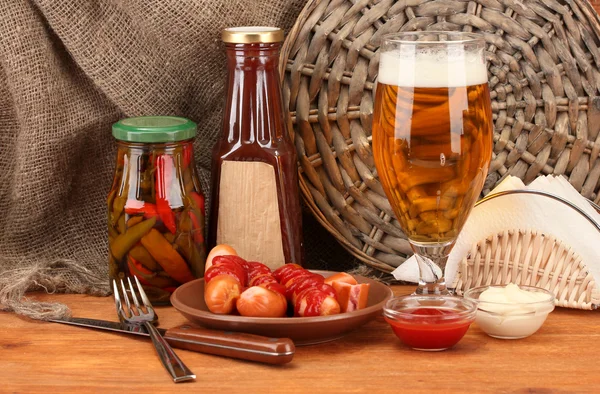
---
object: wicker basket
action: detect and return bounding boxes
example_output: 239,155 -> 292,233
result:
280,0 -> 600,273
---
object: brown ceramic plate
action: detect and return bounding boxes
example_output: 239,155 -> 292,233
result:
170,270 -> 393,346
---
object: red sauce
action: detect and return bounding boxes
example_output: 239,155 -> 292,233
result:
385,307 -> 472,350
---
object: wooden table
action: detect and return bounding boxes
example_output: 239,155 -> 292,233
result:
1,286 -> 598,393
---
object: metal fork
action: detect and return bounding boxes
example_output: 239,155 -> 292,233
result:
113,277 -> 196,383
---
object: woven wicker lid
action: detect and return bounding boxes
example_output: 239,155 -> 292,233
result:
280,0 -> 600,273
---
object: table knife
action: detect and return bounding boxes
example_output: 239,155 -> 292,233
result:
49,317 -> 294,365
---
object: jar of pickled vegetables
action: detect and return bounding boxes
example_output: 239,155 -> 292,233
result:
108,116 -> 206,304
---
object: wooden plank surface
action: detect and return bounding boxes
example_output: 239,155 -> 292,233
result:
3,5 -> 600,393
0,286 -> 599,393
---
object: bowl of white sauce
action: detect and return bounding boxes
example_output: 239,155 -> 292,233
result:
463,283 -> 555,339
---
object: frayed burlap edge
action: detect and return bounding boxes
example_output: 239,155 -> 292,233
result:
0,260 -> 110,320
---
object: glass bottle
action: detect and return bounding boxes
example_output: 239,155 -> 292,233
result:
108,116 -> 206,304
208,27 -> 304,269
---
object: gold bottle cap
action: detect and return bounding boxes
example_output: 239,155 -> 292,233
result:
222,27 -> 284,44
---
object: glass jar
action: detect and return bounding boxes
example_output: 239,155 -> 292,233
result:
108,116 -> 206,304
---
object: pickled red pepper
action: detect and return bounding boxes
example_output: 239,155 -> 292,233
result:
182,143 -> 193,169
124,200 -> 159,219
189,192 -> 205,212
128,255 -> 179,289
188,211 -> 204,243
155,155 -> 177,234
141,229 -> 195,283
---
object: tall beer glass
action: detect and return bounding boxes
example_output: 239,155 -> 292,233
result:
373,32 -> 493,295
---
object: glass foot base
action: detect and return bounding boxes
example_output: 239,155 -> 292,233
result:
411,240 -> 454,296
413,284 -> 451,296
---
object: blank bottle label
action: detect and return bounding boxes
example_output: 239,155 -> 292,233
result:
217,160 -> 285,269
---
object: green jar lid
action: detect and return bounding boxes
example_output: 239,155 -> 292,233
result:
112,116 -> 197,143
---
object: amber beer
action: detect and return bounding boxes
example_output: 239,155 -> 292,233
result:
373,50 -> 493,245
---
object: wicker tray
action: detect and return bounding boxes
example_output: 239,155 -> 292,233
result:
280,0 -> 600,273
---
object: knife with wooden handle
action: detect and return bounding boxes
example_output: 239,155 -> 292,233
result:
49,317 -> 294,365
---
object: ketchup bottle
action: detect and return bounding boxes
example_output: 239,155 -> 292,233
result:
208,27 -> 304,269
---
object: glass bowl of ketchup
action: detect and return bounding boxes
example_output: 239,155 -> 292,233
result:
383,295 -> 477,351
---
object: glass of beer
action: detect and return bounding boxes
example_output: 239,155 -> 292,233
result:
373,32 -> 493,295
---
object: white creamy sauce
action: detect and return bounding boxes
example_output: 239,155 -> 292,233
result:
475,284 -> 554,339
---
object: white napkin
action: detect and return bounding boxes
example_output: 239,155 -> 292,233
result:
391,175 -> 600,288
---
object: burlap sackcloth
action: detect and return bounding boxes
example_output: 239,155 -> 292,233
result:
0,0 -> 362,320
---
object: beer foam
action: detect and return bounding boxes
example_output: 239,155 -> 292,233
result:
378,49 -> 488,88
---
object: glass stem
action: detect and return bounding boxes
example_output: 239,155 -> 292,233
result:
411,241 -> 454,295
